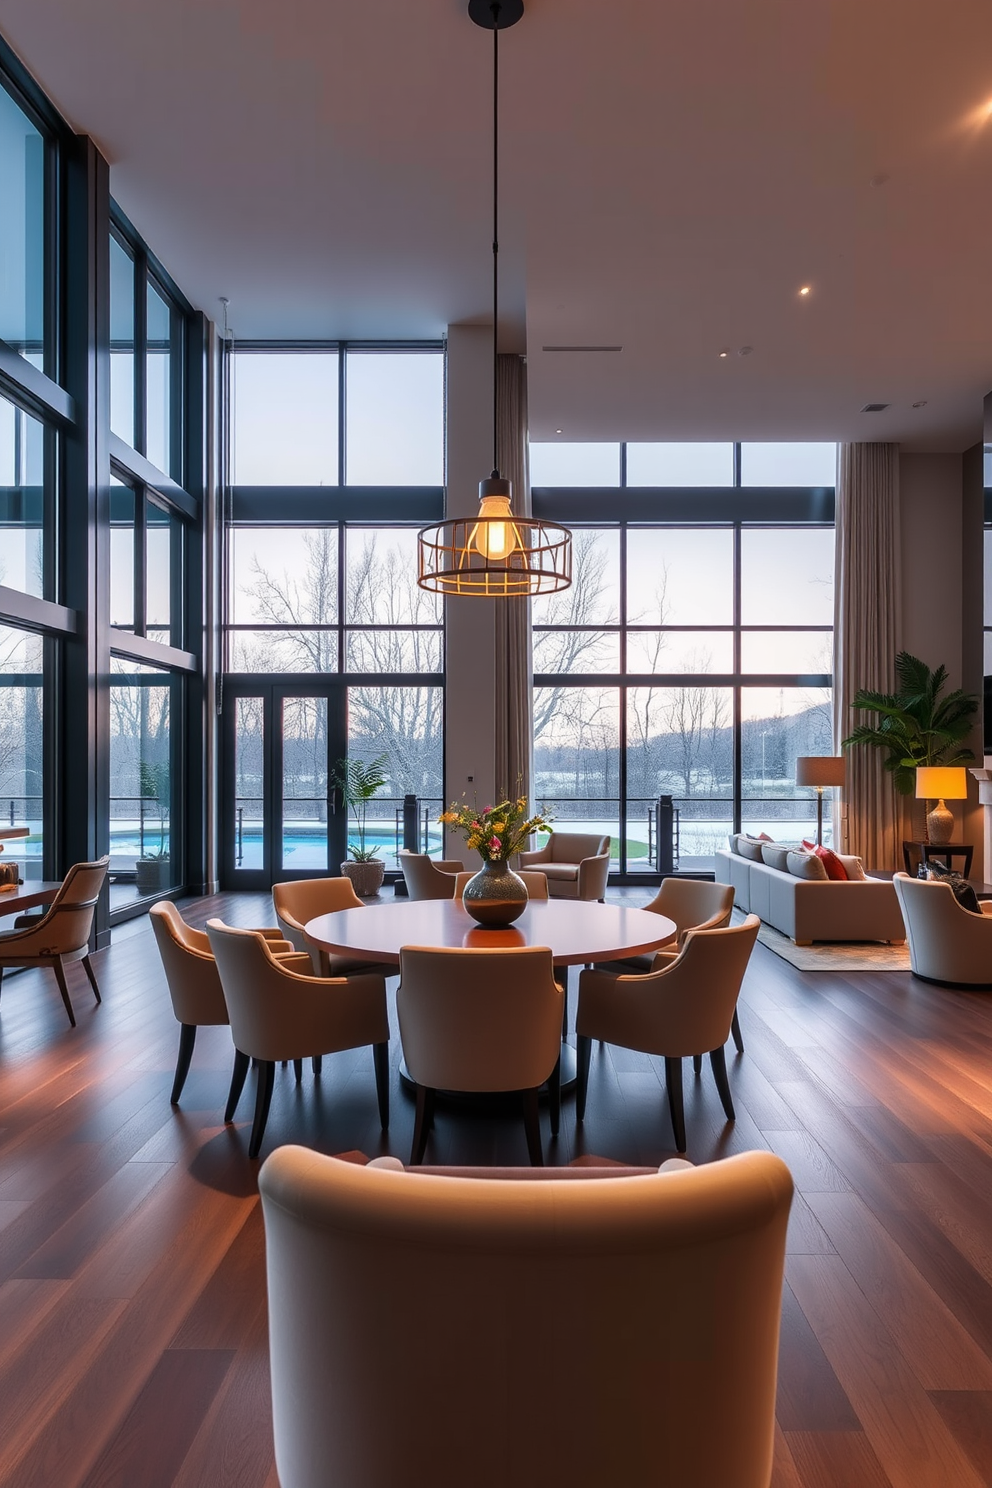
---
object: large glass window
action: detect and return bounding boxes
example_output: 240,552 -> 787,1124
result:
233,352 -> 339,486
110,236 -> 136,446
345,351 -> 444,485
532,463 -> 835,873
146,280 -> 172,475
109,221 -> 184,480
529,442 -> 621,487
109,659 -> 177,907
0,83 -> 45,364
110,475 -> 185,648
0,391 -> 45,599
626,443 -> 734,487
0,625 -> 44,878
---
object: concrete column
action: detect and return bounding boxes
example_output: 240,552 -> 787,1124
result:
443,325 -> 498,846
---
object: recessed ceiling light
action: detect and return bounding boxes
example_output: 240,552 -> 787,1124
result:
912,400 -> 927,409
555,428 -> 563,434
718,349 -> 729,358
861,403 -> 889,413
798,286 -> 811,297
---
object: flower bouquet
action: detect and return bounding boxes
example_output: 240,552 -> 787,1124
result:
438,796 -> 552,926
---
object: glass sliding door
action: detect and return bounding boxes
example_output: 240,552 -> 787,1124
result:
0,625 -> 44,879
282,695 -> 329,872
109,659 -> 178,907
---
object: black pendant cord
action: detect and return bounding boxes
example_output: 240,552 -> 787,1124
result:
491,0 -> 500,478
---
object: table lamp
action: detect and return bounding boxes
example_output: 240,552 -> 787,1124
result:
915,766 -> 967,845
795,756 -> 846,847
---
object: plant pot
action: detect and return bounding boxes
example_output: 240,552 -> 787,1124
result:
135,857 -> 170,896
462,859 -> 528,927
340,859 -> 385,897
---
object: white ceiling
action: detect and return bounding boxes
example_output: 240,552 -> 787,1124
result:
3,0 -> 992,450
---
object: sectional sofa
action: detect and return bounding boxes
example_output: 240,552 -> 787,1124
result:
715,843 -> 906,945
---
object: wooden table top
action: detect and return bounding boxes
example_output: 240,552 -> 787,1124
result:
0,827 -> 30,842
305,898 -> 678,967
0,881 -> 61,917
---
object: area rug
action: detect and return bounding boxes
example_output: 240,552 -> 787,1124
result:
734,912 -> 912,971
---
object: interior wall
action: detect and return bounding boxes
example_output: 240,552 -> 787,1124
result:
898,450 -> 979,851
442,325 -> 498,852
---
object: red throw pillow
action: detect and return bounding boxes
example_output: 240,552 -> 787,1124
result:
801,842 -> 848,881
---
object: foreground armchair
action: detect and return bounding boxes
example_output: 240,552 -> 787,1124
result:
0,857 -> 108,1027
518,831 -> 611,901
893,872 -> 992,987
207,920 -> 390,1158
259,1147 -> 793,1488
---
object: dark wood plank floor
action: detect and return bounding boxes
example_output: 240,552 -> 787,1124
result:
3,889 -> 992,1486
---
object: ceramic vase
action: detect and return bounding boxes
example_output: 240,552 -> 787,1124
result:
462,858 -> 528,926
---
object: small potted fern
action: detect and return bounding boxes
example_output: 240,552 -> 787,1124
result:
333,753 -> 389,897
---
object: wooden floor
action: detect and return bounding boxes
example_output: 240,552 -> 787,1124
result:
2,891 -> 992,1486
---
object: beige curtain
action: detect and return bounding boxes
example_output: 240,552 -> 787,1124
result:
493,354 -> 533,803
834,442 -> 908,868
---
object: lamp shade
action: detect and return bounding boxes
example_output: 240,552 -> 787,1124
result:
795,756 -> 846,789
915,766 -> 968,800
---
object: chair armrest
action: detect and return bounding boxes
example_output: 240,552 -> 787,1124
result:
519,843 -> 551,867
980,901 -> 992,917
577,851 -> 611,900
258,927 -> 291,941
272,950 -> 317,973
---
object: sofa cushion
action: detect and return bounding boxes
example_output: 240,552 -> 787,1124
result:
540,863 -> 580,881
760,843 -> 792,872
837,853 -> 867,881
787,849 -> 829,880
736,835 -> 770,862
801,843 -> 848,881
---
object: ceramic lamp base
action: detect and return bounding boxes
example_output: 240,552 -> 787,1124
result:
926,801 -> 954,845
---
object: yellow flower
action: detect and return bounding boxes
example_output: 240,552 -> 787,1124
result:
490,820 -> 505,834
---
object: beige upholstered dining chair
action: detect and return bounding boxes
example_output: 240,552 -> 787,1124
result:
258,1146 -> 793,1488
396,850 -> 463,900
893,872 -> 992,986
577,915 -> 760,1152
451,868 -> 549,900
150,900 -> 296,1109
207,920 -> 390,1159
0,857 -> 109,1027
518,832 -> 610,901
272,875 -> 393,975
599,877 -> 743,1051
396,945 -> 563,1164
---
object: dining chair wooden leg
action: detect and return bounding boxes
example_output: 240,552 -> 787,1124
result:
81,954 -> 102,1003
293,1059 -> 303,1083
312,1055 -> 323,1076
410,1084 -> 435,1165
692,1054 -> 702,1075
576,1034 -> 592,1121
665,1056 -> 686,1153
731,1006 -> 744,1053
51,956 -> 76,1027
548,1055 -> 561,1137
248,1060 -> 276,1159
171,1023 -> 197,1105
522,1088 -> 545,1166
373,1040 -> 390,1129
709,1045 -> 736,1121
225,1049 -> 251,1123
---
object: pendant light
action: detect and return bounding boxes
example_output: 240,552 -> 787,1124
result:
417,0 -> 572,598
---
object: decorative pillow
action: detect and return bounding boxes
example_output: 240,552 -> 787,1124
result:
815,845 -> 848,881
836,853 -> 867,881
927,860 -> 982,915
736,837 -> 767,861
787,849 -> 829,880
761,843 -> 792,872
727,833 -> 743,855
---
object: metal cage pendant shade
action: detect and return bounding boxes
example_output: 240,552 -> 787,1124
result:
417,0 -> 572,599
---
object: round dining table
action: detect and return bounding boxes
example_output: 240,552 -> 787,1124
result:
304,897 -> 678,1098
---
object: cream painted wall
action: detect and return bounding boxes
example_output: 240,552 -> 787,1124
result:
442,326 -> 498,851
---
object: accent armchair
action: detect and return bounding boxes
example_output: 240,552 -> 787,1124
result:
518,832 -> 611,901
272,875 -> 393,975
893,872 -> 992,987
258,1146 -> 793,1488
0,857 -> 109,1027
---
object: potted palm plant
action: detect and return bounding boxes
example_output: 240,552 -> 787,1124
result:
333,753 -> 389,897
842,651 -> 978,833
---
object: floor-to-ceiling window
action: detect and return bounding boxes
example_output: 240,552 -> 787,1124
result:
222,344 -> 445,884
530,441 -> 835,874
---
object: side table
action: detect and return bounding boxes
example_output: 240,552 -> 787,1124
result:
901,841 -> 974,878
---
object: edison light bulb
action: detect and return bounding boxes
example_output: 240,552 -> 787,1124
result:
472,488 -> 517,562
